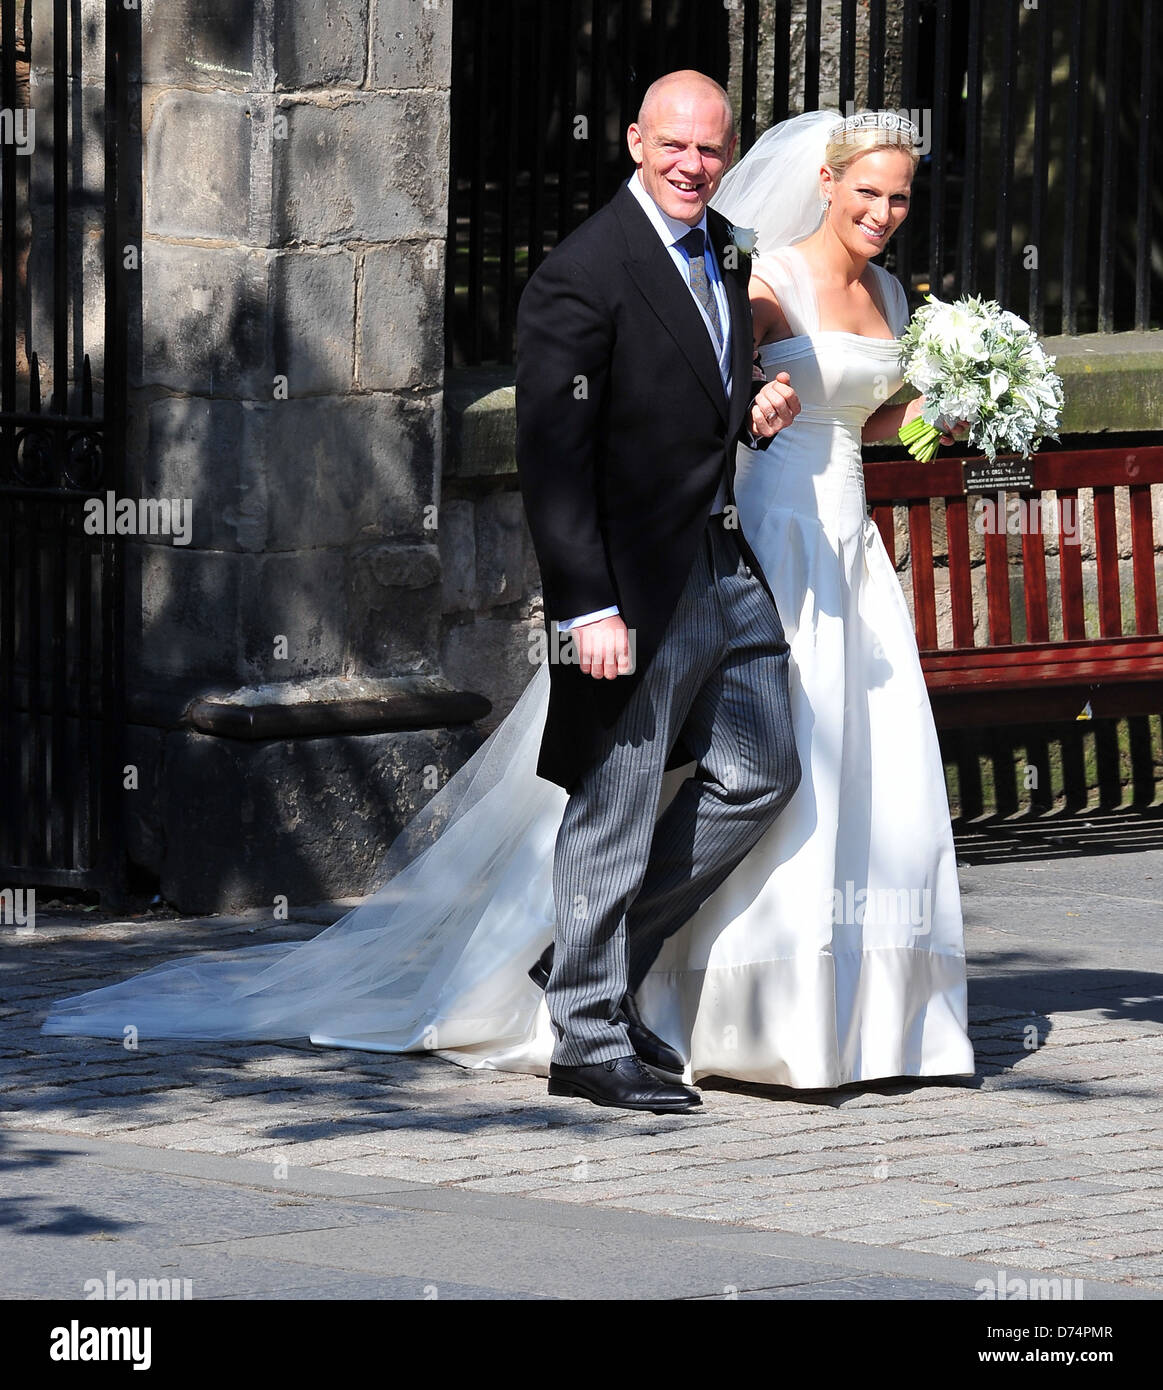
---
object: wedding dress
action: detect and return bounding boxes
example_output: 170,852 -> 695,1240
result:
43,112 -> 974,1088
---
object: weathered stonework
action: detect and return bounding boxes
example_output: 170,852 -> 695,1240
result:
439,370 -> 545,727
270,92 -> 449,245
358,243 -> 446,390
125,0 -> 471,910
159,722 -> 480,914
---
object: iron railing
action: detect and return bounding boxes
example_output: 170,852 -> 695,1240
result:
446,0 -> 730,367
742,0 -> 1159,337
448,0 -> 1161,365
0,0 -> 132,898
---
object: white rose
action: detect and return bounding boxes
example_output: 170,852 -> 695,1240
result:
730,225 -> 759,256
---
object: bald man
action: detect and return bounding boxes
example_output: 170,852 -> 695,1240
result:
516,71 -> 802,1113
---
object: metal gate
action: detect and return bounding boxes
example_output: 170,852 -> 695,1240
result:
446,0 -> 732,367
1,0 -> 132,899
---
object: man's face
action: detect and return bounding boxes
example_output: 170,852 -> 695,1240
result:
627,87 -> 737,225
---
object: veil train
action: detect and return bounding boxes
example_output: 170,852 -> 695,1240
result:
43,111 -> 845,1053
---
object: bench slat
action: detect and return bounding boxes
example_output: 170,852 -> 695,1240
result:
923,634 -> 1163,688
864,446 -> 1163,504
908,499 -> 937,649
1130,483 -> 1159,634
1057,488 -> 1086,639
929,683 -> 1163,728
944,494 -> 976,647
984,521 -> 1012,645
1092,486 -> 1122,637
1021,509 -> 1050,642
871,503 -> 895,566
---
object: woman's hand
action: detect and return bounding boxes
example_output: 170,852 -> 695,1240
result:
904,395 -> 968,446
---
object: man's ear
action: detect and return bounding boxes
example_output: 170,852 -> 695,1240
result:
626,123 -> 644,167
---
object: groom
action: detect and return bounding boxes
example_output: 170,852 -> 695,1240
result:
516,70 -> 801,1113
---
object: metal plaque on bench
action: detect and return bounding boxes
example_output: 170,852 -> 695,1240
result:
962,459 -> 1036,493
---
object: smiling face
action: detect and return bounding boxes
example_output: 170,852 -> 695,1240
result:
626,79 -> 737,225
821,147 -> 914,259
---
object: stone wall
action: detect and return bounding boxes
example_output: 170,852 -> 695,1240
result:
437,370 -> 542,729
135,0 -> 451,689
121,0 -> 486,912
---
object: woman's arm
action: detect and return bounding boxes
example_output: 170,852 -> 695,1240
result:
863,394 -> 963,446
862,395 -> 919,444
749,274 -> 794,348
743,272 -> 802,447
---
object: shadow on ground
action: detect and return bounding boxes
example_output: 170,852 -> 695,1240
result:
953,806 -> 1163,866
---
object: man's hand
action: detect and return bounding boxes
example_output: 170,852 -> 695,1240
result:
749,371 -> 800,439
572,615 -> 633,680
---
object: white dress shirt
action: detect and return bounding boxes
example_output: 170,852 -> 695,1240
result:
559,170 -> 733,633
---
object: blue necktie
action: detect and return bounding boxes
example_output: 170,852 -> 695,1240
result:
678,227 -> 723,348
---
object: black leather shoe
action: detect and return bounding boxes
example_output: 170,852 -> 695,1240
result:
528,947 -> 686,1075
548,1055 -> 701,1113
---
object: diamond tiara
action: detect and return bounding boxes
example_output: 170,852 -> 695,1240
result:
828,110 -> 920,144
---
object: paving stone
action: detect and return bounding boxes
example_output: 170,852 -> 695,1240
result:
740,1209 -> 855,1235
941,1247 -> 1093,1272
1064,1257 -> 1163,1284
156,1133 -> 285,1156
8,882 -> 1163,1292
455,1174 -> 563,1195
589,1191 -> 718,1215
824,1205 -> 1057,1244
512,1176 -> 679,1204
663,1201 -> 777,1223
1054,1232 -> 1163,1259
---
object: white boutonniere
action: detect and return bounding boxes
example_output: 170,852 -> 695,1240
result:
727,224 -> 759,258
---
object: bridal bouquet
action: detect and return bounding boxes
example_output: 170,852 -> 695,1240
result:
897,294 -> 1064,463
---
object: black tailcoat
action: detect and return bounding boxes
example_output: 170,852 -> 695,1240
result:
515,181 -> 775,790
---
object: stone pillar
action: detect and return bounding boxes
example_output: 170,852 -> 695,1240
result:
127,0 -> 484,912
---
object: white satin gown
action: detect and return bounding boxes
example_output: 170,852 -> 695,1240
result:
44,244 -> 974,1089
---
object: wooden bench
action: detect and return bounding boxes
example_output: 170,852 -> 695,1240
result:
863,445 -> 1163,731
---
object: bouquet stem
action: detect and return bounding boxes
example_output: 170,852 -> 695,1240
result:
898,414 -> 942,463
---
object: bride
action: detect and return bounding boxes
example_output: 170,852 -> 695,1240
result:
44,109 -> 975,1091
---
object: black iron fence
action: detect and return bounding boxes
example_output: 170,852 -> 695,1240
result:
446,0 -> 730,366
448,0 -> 1162,366
0,0 -> 133,899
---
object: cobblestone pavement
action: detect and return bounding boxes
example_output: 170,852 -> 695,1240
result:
4,836 -> 1163,1294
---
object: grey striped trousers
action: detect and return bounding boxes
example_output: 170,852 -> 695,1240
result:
546,516 -> 801,1067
